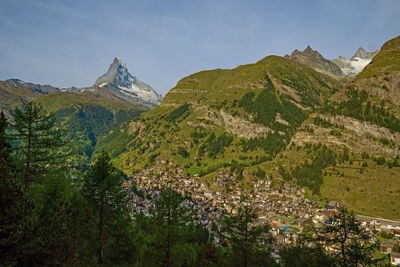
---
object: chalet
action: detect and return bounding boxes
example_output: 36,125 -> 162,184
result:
296,217 -> 310,227
325,205 -> 335,210
329,201 -> 339,207
283,183 -> 291,190
307,201 -> 318,208
290,185 -> 297,193
380,240 -> 397,254
391,252 -> 400,266
272,188 -> 280,196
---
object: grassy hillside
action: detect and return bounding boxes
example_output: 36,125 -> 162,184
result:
35,88 -> 147,162
97,55 -> 340,175
274,35 -> 400,220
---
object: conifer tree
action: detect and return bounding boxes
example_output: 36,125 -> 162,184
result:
9,102 -> 66,193
82,150 -> 129,266
314,207 -> 384,267
0,111 -> 24,265
219,205 -> 276,267
152,188 -> 196,267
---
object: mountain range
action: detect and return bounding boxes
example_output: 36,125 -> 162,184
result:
331,47 -> 379,76
95,35 -> 400,220
1,36 -> 399,220
0,58 -> 162,161
0,57 -> 161,115
286,46 -> 379,79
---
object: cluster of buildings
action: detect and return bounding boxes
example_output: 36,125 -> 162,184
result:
123,164 -> 400,264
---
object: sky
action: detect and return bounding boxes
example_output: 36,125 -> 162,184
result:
0,0 -> 399,96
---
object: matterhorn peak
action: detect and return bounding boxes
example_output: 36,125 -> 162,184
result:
92,57 -> 162,108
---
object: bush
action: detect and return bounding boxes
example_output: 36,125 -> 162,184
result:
178,147 -> 189,158
376,157 -> 386,165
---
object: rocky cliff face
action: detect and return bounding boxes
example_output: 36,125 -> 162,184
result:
352,47 -> 379,60
286,46 -> 344,78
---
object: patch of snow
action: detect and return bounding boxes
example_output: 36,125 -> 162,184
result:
337,57 -> 372,76
118,85 -> 160,104
350,57 -> 371,73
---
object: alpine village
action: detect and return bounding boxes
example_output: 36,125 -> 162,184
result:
1,2 -> 400,267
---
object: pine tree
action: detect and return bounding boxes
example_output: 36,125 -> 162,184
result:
82,150 -> 129,266
314,207 -> 384,266
219,205 -> 275,267
151,188 -> 196,267
31,176 -> 75,266
9,102 -> 67,193
0,111 -> 24,265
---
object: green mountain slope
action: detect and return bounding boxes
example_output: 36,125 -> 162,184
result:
97,56 -> 340,175
273,35 -> 400,220
34,88 -> 147,161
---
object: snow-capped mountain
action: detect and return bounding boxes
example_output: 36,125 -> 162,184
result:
61,57 -> 162,108
331,47 -> 379,76
93,57 -> 162,107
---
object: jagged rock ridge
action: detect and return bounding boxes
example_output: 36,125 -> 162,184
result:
286,46 -> 344,78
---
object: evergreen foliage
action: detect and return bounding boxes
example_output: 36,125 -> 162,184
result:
324,89 -> 400,132
166,103 -> 190,122
279,245 -> 334,267
199,133 -> 233,159
82,150 -> 132,265
241,132 -> 286,157
314,207 -> 384,267
218,205 -> 276,267
0,112 -> 24,265
292,144 -> 336,194
238,75 -> 307,130
9,102 -> 67,193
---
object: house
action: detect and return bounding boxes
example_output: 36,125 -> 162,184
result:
284,183 -> 291,190
380,240 -> 397,254
391,252 -> 400,266
328,201 -> 339,207
290,185 -> 297,193
296,217 -> 310,227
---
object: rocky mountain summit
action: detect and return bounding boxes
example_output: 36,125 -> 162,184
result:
286,46 -> 344,78
331,47 -> 379,76
92,57 -> 162,108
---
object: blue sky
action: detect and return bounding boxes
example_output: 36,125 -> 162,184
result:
0,0 -> 399,95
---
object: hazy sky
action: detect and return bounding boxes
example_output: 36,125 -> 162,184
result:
0,0 -> 399,95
